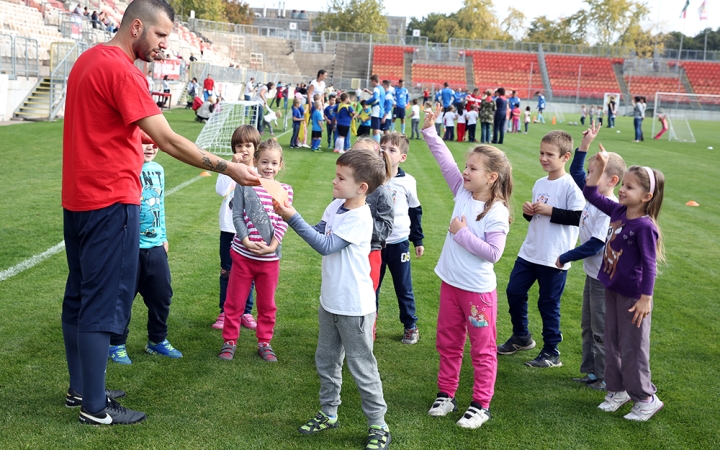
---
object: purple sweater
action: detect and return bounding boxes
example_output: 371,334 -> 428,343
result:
422,126 -> 506,262
583,185 -> 658,298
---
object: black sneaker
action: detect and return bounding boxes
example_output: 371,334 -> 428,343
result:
497,334 -> 536,355
65,388 -> 126,408
79,397 -> 146,425
525,351 -> 562,368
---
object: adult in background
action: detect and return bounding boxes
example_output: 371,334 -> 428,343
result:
306,69 -> 327,104
466,87 -> 481,112
507,90 -> 520,132
145,70 -> 153,94
440,82 -> 454,111
423,88 -> 430,105
535,91 -> 546,124
203,73 -> 214,101
244,77 -> 255,101
393,79 -> 409,135
253,81 -> 274,134
607,96 -> 617,128
632,96 -> 644,143
62,0 -> 259,426
491,87 -> 507,145
479,89 -> 496,143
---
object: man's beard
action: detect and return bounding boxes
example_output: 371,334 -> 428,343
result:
133,29 -> 160,62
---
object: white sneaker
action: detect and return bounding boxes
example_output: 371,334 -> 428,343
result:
456,405 -> 490,429
598,390 -> 631,412
624,395 -> 664,421
428,395 -> 457,417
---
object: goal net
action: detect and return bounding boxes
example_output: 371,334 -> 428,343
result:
195,101 -> 262,155
549,104 -> 565,123
651,92 -> 720,142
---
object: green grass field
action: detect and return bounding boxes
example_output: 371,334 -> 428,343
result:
1,110 -> 718,449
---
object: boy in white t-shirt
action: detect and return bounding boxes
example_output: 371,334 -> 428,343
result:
442,105 -> 456,141
558,124 -> 625,390
275,150 -> 391,450
409,99 -> 421,139
433,101 -> 444,136
466,104 -> 479,142
378,132 -> 424,345
498,130 -> 585,368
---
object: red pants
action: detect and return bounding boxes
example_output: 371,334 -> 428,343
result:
436,282 -> 497,408
653,127 -> 668,139
456,123 -> 466,142
222,251 -> 279,343
369,249 -> 382,291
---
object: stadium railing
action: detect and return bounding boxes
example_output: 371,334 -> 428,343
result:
0,34 -> 39,79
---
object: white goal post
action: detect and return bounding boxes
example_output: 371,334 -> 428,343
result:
651,92 -> 720,143
195,101 -> 262,155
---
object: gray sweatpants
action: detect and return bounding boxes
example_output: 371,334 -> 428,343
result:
579,275 -> 606,377
604,289 -> 657,401
316,306 -> 387,426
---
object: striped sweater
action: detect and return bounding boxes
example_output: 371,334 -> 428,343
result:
231,183 -> 293,262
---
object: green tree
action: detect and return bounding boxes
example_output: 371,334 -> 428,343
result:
406,0 -> 502,43
500,7 -> 526,41
224,0 -> 252,25
525,15 -> 586,45
579,0 -> 650,46
169,0 -> 226,22
312,0 -> 388,35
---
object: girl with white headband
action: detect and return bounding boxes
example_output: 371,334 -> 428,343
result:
583,148 -> 666,422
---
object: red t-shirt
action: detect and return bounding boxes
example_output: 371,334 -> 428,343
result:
203,77 -> 214,91
62,45 -> 161,211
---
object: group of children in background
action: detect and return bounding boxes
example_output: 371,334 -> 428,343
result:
580,104 -> 605,127
115,86 -> 667,449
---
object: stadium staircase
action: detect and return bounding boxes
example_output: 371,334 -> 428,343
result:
537,45 -> 552,99
464,56 -> 474,92
613,62 -> 630,100
403,51 -> 413,86
13,77 -> 64,120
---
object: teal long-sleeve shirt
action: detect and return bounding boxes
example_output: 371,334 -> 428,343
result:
139,161 -> 167,248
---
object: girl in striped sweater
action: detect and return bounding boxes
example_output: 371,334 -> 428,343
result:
219,139 -> 294,362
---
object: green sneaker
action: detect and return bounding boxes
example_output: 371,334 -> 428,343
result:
109,344 -> 132,365
298,411 -> 338,434
366,425 -> 391,450
312,148 -> 323,153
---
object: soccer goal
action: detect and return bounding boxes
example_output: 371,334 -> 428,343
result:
549,104 -> 565,123
651,92 -> 720,143
195,101 -> 262,155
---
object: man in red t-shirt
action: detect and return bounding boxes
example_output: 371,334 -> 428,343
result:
203,74 -> 214,100
61,0 -> 258,427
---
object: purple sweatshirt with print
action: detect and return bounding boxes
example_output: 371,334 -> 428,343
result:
583,185 -> 658,298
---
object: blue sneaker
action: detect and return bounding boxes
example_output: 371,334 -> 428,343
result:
145,339 -> 183,358
108,344 -> 132,365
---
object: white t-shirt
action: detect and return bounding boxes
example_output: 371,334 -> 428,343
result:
253,85 -> 268,103
319,200 -> 375,316
245,81 -> 254,96
466,110 -> 478,125
444,111 -> 456,127
457,113 -> 466,124
371,86 -> 383,118
518,174 -> 586,269
435,111 -> 444,124
580,193 -> 617,278
524,111 -> 531,123
217,167 -> 258,233
310,79 -> 325,100
386,171 -> 421,244
411,104 -> 420,119
435,193 -> 510,292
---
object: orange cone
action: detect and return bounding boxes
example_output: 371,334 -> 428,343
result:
685,200 -> 699,206
199,171 -> 212,177
551,116 -> 557,125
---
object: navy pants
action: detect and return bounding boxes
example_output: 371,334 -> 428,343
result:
111,245 -> 173,345
377,240 -> 418,329
467,123 -> 477,142
291,121 -> 301,147
220,231 -> 254,315
505,257 -> 568,355
326,123 -> 336,147
492,117 -> 506,144
481,122 -> 491,143
443,126 -> 455,141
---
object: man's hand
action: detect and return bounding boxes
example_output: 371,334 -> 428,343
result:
225,161 -> 261,186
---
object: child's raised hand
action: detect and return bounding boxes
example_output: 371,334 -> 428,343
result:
423,104 -> 443,130
272,198 -> 296,221
579,122 -> 601,152
595,144 -> 609,167
448,215 -> 468,234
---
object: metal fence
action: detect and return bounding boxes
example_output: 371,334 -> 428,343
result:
661,48 -> 720,61
0,34 -> 39,79
448,39 -> 632,57
188,19 -> 313,42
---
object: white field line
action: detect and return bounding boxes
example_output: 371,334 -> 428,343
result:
0,128 -> 292,282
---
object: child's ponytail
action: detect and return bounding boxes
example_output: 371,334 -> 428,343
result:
379,149 -> 392,183
469,145 -> 514,224
628,165 -> 666,264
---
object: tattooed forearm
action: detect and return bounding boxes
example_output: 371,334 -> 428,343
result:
197,146 -> 228,173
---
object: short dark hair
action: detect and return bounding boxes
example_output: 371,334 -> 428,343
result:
497,87 -> 505,96
370,74 -> 379,83
230,125 -> 261,154
336,149 -> 386,194
121,0 -> 174,28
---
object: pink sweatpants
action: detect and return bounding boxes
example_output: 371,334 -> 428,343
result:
222,251 -> 279,343
436,282 -> 497,408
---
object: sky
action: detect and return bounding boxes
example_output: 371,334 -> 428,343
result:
249,0 -> 720,39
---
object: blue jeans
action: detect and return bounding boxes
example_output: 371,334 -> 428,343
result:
492,117 -> 506,144
326,123 -> 336,147
291,121 -> 301,146
377,240 -> 418,329
505,257 -> 568,355
607,113 -> 615,128
481,122 -> 491,143
633,117 -> 642,141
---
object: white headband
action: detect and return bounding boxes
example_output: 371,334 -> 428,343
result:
643,166 -> 655,195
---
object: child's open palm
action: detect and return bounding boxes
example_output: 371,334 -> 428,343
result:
579,122 -> 601,152
423,104 -> 443,130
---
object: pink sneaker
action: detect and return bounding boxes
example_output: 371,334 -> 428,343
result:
211,312 -> 225,330
241,313 -> 257,330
